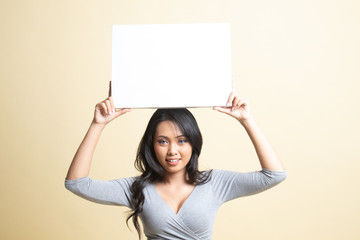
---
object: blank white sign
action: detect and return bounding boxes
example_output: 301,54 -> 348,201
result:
111,23 -> 232,108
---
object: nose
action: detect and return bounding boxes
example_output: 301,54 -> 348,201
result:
168,142 -> 179,156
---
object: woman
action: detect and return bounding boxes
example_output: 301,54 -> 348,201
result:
65,93 -> 286,240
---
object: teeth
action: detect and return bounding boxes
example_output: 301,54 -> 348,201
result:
168,159 -> 179,162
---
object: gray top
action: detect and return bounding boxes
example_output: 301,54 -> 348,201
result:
65,169 -> 286,239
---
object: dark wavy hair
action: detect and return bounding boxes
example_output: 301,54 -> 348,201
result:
126,108 -> 212,239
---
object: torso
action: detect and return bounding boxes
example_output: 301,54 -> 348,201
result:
154,182 -> 196,214
141,179 -> 218,239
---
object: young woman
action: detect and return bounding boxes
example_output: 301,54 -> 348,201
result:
65,93 -> 286,240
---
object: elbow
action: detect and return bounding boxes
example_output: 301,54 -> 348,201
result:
261,168 -> 287,186
64,176 -> 89,193
64,179 -> 75,192
278,170 -> 287,183
273,170 -> 287,185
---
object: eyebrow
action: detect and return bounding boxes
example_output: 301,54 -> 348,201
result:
155,135 -> 186,139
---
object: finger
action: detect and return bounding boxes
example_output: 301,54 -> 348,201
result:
241,99 -> 250,110
237,98 -> 248,107
116,108 -> 131,115
213,106 -> 231,114
104,99 -> 112,115
113,108 -> 131,118
226,92 -> 234,107
101,102 -> 108,115
95,102 -> 103,114
109,96 -> 115,113
232,97 -> 242,111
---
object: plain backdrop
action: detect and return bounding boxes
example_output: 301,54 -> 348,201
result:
0,0 -> 359,239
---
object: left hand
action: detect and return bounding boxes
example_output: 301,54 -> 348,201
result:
213,92 -> 251,122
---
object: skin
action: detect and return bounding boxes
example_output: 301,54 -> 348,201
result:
153,121 -> 192,178
66,92 -> 285,214
152,121 -> 194,213
65,97 -> 130,180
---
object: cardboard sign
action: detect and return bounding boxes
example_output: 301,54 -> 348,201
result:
111,23 -> 232,108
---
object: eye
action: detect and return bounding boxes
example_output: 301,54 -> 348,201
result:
157,139 -> 168,145
178,139 -> 188,144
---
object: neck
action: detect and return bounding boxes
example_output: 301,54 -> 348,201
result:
162,170 -> 189,185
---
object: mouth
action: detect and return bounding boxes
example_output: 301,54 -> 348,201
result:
166,158 -> 181,166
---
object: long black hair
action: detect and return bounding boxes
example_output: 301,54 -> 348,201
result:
126,108 -> 212,239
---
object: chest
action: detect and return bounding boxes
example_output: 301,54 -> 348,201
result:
139,182 -> 220,239
154,184 -> 195,214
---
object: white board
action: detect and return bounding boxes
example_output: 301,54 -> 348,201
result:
111,23 -> 232,108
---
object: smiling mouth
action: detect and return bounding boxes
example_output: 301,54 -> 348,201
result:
166,159 -> 180,163
166,158 -> 181,166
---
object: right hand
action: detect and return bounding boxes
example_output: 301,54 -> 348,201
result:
92,97 -> 131,126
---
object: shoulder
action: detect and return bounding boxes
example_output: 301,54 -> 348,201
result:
196,169 -> 233,185
206,169 -> 252,188
209,169 -> 235,179
112,176 -> 137,185
209,169 -> 286,181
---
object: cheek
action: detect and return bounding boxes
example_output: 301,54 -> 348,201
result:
153,145 -> 165,159
181,145 -> 193,157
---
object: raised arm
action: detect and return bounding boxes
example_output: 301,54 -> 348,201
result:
65,97 -> 131,180
213,93 -> 285,172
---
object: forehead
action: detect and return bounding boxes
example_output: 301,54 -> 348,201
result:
154,120 -> 183,137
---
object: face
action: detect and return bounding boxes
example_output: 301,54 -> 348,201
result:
153,120 -> 193,176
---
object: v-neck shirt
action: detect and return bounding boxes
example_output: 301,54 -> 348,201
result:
152,182 -> 196,215
65,169 -> 286,239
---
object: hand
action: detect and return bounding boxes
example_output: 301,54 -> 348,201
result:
213,92 -> 251,122
93,97 -> 131,126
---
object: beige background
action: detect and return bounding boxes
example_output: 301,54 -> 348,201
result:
1,0 -> 359,239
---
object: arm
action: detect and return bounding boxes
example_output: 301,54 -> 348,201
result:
213,93 -> 285,172
240,117 -> 284,171
65,97 -> 131,180
211,169 -> 286,204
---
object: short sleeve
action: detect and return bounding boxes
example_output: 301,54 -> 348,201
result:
210,169 -> 287,204
65,176 -> 135,208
